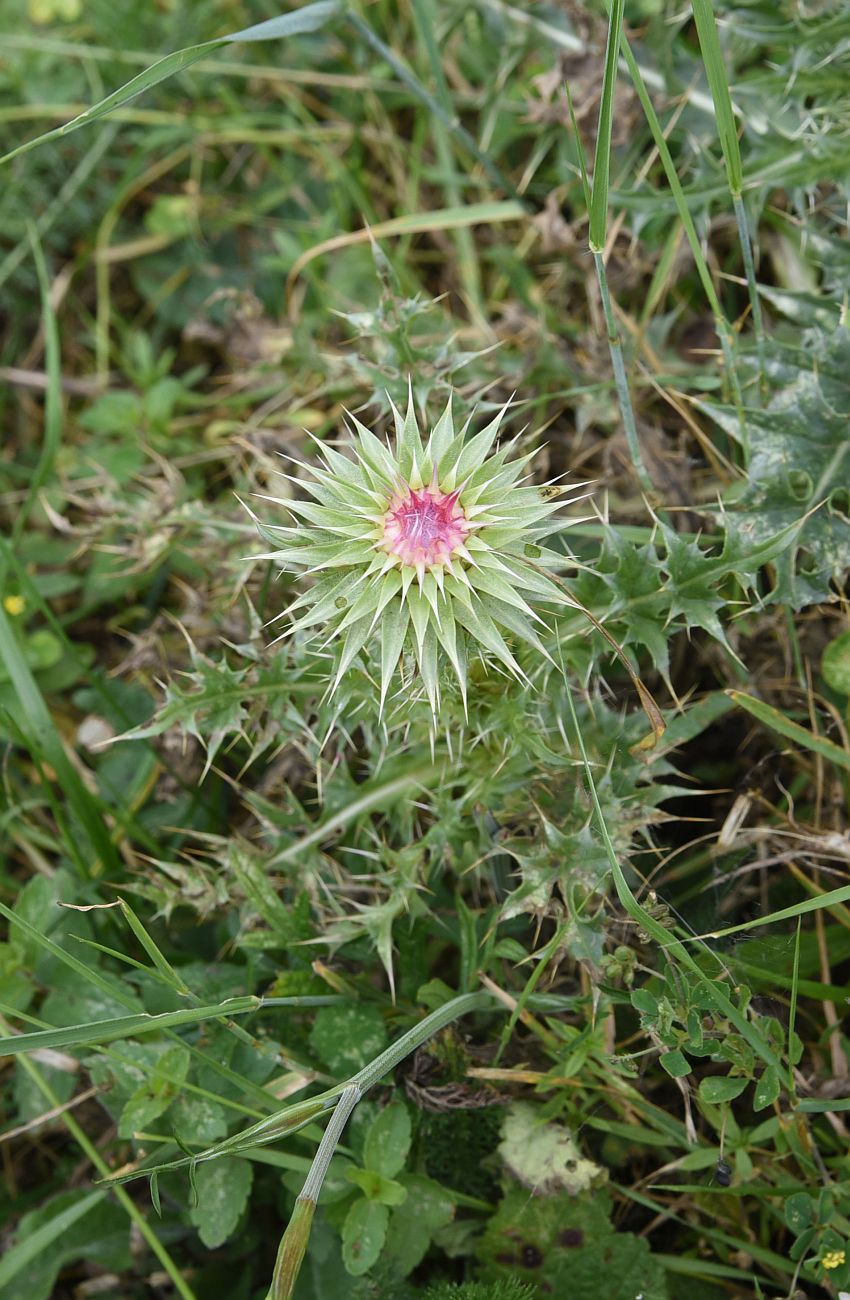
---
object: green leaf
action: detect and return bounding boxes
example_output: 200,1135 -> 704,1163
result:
753,1064 -> 781,1111
0,1190 -> 103,1290
118,1045 -> 189,1138
726,692 -> 850,778
0,995 -> 260,1056
344,1166 -> 408,1206
698,1076 -> 749,1105
690,0 -> 744,194
478,1186 -> 666,1300
189,1157 -> 253,1249
784,1191 -> 814,1233
0,3 -> 341,167
588,0 -> 625,251
0,1190 -> 130,1300
342,1197 -> 389,1276
709,326 -> 850,606
380,598 -> 410,714
363,1100 -> 412,1178
170,1094 -> 229,1145
384,1174 -> 454,1277
823,629 -> 850,696
630,989 -> 658,1016
659,1049 -> 691,1079
0,605 -> 119,875
309,1003 -> 388,1076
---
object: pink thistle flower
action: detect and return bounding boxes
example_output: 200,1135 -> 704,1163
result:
251,387 -> 587,715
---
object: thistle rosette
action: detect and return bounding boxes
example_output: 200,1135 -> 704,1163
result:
255,392 -> 582,713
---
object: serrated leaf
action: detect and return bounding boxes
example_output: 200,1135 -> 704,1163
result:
478,1186 -> 666,1300
708,325 -> 850,607
189,1157 -> 253,1249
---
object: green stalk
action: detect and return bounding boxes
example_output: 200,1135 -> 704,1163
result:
617,35 -> 744,416
266,1085 -> 361,1300
690,0 -> 766,380
593,250 -> 656,500
410,0 -> 486,326
586,0 -> 655,501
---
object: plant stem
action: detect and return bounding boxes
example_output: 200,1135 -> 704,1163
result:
592,249 -> 656,501
732,191 -> 767,381
266,1084 -> 362,1300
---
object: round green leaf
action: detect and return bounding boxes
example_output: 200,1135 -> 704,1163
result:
784,1191 -> 814,1233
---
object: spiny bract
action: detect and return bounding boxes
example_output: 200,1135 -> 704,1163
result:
253,390 -> 584,714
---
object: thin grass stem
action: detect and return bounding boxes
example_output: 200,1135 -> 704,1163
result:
593,250 -> 656,500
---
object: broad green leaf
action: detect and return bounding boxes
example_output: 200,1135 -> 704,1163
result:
708,326 -> 850,606
189,1157 -> 253,1249
478,1186 -> 666,1300
118,1044 -> 189,1138
309,1003 -> 388,1076
0,1190 -> 103,1290
0,1190 -> 130,1300
384,1174 -> 454,1277
698,1076 -> 749,1105
170,1094 -> 229,1145
660,1050 -> 692,1080
362,1100 -> 411,1178
753,1065 -> 781,1112
784,1192 -> 814,1233
341,1198 -> 389,1276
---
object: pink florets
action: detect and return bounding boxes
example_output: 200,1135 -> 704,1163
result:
381,482 -> 470,571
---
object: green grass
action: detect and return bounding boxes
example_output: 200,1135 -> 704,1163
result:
2,1 -> 850,1298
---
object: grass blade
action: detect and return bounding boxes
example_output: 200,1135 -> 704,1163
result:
0,1190 -> 104,1288
588,0 -> 624,252
0,3 -> 340,167
690,0 -> 765,368
727,690 -> 850,775
0,997 -> 261,1057
0,605 -> 119,876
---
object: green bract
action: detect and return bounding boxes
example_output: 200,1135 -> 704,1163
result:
252,390 -> 582,713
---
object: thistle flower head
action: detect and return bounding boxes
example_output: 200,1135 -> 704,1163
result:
253,388 -> 584,714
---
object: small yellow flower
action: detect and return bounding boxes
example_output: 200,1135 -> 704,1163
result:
3,595 -> 25,617
822,1249 -> 846,1270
